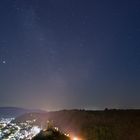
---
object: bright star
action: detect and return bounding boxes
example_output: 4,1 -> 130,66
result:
2,60 -> 6,64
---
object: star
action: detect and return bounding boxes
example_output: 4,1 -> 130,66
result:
2,60 -> 6,64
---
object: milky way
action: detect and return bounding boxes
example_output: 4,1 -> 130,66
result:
0,0 -> 140,110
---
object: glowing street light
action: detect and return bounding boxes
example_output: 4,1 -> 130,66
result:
73,137 -> 78,140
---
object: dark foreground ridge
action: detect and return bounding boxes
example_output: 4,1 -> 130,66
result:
32,122 -> 70,140
32,128 -> 70,140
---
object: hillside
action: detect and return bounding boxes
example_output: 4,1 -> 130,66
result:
14,109 -> 140,140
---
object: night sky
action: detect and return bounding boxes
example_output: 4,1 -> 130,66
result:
0,0 -> 140,110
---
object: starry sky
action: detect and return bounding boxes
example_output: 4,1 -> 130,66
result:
0,0 -> 140,110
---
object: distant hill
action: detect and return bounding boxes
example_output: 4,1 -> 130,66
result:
0,107 -> 46,118
14,109 -> 140,140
